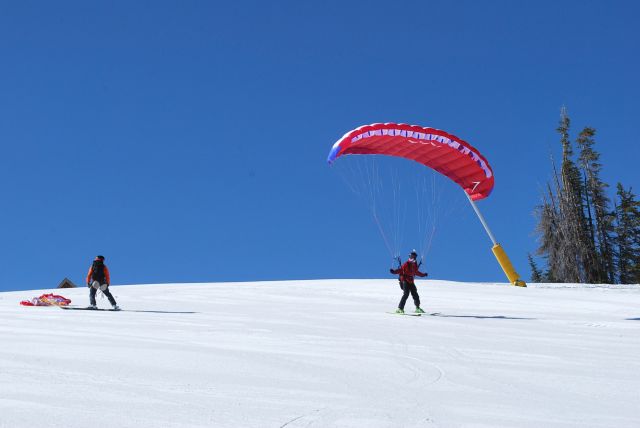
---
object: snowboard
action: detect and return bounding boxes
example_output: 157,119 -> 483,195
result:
60,306 -> 121,311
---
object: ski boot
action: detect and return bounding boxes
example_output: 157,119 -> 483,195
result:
415,307 -> 425,314
112,304 -> 120,311
87,304 -> 97,310
395,308 -> 404,314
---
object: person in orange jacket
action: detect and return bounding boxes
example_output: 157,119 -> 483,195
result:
390,250 -> 427,314
87,255 -> 119,310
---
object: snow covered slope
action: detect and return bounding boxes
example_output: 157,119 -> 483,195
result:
1,280 -> 639,428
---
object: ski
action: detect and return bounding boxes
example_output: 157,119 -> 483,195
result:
386,311 -> 441,317
60,306 -> 121,311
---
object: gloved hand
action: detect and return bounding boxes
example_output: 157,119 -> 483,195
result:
389,268 -> 395,274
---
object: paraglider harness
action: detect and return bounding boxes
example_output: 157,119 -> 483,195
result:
89,260 -> 109,299
394,256 -> 423,290
91,260 -> 106,284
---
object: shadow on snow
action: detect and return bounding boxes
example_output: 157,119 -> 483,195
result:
431,313 -> 535,320
116,310 -> 198,314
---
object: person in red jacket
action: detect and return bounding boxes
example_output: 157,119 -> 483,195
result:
390,250 -> 427,314
86,255 -> 119,310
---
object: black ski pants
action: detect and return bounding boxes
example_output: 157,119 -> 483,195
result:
398,281 -> 420,310
89,286 -> 117,306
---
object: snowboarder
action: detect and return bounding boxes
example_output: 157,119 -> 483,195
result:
390,250 -> 427,314
86,255 -> 119,310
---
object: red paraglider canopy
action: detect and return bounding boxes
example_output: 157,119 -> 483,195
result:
328,123 -> 494,200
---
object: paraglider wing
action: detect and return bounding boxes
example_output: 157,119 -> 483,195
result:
327,123 -> 494,200
20,293 -> 72,306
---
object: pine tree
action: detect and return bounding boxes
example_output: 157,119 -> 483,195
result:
535,182 -> 563,282
576,127 -> 615,283
555,108 -> 590,282
528,253 -> 544,282
614,184 -> 640,284
581,172 -> 600,281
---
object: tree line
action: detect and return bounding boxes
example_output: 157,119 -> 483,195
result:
530,108 -> 640,284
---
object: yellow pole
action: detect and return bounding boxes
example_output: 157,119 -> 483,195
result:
491,243 -> 527,287
465,192 -> 527,287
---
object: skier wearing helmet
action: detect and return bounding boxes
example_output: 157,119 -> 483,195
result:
86,255 -> 119,310
390,250 -> 427,314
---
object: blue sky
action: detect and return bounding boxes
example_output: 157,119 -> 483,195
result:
1,0 -> 638,291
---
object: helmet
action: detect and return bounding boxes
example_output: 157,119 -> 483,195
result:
409,250 -> 418,258
96,255 -> 105,261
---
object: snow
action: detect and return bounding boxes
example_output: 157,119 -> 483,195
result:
1,279 -> 639,428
